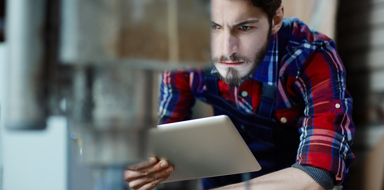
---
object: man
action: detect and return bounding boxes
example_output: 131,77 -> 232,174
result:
125,0 -> 355,189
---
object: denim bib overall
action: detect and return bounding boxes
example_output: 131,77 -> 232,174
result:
201,70 -> 300,189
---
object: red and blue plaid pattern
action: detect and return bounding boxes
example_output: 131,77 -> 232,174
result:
158,18 -> 354,185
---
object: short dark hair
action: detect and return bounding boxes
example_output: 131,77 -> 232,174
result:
250,0 -> 282,21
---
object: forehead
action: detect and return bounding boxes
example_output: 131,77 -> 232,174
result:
211,0 -> 267,23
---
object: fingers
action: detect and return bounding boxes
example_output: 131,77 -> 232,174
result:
136,176 -> 170,190
125,159 -> 170,180
125,158 -> 174,190
128,157 -> 157,170
128,166 -> 173,190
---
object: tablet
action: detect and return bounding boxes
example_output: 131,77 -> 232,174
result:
146,115 -> 261,183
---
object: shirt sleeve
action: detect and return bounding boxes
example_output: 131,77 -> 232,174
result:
292,163 -> 335,190
158,69 -> 196,124
293,42 -> 355,185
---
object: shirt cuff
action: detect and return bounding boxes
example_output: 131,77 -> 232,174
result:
292,163 -> 335,190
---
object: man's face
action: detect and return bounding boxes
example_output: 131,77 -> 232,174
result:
211,0 -> 271,87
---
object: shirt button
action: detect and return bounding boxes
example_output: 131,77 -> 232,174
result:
280,117 -> 287,123
335,103 -> 341,109
241,91 -> 248,97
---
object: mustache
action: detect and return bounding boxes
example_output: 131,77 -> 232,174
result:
212,55 -> 252,63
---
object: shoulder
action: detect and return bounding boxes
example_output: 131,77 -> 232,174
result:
278,18 -> 340,77
280,17 -> 332,43
161,67 -> 208,91
162,67 -> 202,79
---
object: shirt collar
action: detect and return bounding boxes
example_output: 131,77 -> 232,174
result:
251,33 -> 279,86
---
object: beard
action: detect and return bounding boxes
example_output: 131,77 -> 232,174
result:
212,32 -> 271,87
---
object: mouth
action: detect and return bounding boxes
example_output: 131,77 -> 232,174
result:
219,62 -> 244,66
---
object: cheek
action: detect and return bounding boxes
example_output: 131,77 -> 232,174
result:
240,38 -> 262,55
239,27 -> 269,50
210,36 -> 220,56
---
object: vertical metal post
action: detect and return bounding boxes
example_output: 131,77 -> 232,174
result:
5,0 -> 47,129
167,0 -> 179,65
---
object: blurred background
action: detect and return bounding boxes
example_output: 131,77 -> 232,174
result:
0,0 -> 383,190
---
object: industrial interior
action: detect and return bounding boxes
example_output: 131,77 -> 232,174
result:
0,0 -> 383,190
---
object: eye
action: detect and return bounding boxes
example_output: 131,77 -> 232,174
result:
211,25 -> 221,30
239,26 -> 252,31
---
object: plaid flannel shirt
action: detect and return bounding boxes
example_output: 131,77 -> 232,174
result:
158,18 -> 355,185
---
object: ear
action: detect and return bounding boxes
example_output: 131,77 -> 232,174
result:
271,5 -> 284,35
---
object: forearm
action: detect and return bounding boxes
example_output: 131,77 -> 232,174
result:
213,168 -> 325,190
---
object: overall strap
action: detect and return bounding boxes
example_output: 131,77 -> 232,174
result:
203,68 -> 219,96
258,83 -> 277,118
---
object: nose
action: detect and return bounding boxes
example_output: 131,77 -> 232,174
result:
220,30 -> 238,59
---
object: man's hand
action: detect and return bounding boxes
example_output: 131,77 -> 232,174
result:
124,157 -> 174,190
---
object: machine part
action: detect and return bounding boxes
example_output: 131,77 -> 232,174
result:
71,66 -> 155,130
59,0 -> 211,187
5,0 -> 47,129
80,130 -> 147,166
60,0 -> 211,67
92,166 -> 126,190
4,0 -> 211,189
70,66 -> 155,165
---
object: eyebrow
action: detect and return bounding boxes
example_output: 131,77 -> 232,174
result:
232,19 -> 259,28
211,19 -> 260,28
211,21 -> 221,26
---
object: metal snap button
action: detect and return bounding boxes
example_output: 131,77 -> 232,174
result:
280,117 -> 287,123
335,103 -> 341,109
241,91 -> 248,97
